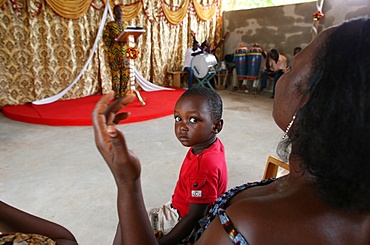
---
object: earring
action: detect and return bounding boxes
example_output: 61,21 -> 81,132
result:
282,115 -> 296,140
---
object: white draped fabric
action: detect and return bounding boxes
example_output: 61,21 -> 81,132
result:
135,68 -> 174,92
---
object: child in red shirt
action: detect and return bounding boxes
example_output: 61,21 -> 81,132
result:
113,87 -> 228,245
153,87 -> 228,244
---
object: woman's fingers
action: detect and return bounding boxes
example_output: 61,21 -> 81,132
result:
92,92 -> 135,150
92,92 -> 135,129
104,94 -> 136,125
113,112 -> 131,125
92,91 -> 115,149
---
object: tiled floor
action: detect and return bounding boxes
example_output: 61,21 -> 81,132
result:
0,89 -> 282,244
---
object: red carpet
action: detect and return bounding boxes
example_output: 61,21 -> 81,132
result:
2,88 -> 185,126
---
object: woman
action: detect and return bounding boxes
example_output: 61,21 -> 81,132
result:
93,17 -> 370,244
103,5 -> 129,99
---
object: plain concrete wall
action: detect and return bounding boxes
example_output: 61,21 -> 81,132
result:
221,0 -> 370,64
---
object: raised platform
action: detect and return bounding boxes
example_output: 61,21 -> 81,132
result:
2,88 -> 185,126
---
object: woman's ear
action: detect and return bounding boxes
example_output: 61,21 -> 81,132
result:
213,119 -> 224,134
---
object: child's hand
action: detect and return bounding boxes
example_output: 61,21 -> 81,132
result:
92,91 -> 141,187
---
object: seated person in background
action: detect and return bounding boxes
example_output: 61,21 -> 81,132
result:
109,87 -> 228,245
183,40 -> 201,89
92,17 -> 370,245
192,40 -> 213,57
195,32 -> 229,57
191,40 -> 210,57
0,200 -> 77,244
224,53 -> 235,89
200,40 -> 211,53
188,40 -> 210,61
259,48 -> 288,98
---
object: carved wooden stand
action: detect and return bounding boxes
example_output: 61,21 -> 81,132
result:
117,29 -> 146,106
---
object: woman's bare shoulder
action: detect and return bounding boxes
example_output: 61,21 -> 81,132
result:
222,193 -> 370,245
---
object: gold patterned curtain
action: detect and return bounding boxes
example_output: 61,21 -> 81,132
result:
0,0 -> 103,106
46,0 -> 91,19
193,0 -> 217,21
162,0 -> 190,25
0,0 -> 222,107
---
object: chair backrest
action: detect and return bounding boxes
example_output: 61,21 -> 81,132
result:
262,155 -> 289,179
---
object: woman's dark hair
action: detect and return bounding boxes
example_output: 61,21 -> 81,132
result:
282,18 -> 370,212
180,87 -> 223,121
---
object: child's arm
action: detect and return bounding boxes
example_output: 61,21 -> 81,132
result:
158,203 -> 209,245
0,200 -> 77,245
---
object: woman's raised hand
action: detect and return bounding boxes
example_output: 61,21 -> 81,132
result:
92,91 -> 141,186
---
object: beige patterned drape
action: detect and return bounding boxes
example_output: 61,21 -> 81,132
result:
46,0 -> 91,19
0,0 -> 222,107
162,0 -> 190,25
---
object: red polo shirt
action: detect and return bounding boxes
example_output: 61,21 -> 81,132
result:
171,138 -> 228,217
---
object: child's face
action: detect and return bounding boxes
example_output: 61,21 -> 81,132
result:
174,95 -> 217,150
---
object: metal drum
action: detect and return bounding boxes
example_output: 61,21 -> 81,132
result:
234,47 -> 248,81
247,47 -> 262,80
191,54 -> 217,78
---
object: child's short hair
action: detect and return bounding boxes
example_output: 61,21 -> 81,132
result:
180,87 -> 223,121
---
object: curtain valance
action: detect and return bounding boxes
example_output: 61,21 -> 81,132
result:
0,0 -> 217,23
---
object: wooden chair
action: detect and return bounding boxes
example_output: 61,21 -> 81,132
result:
262,155 -> 289,179
214,70 -> 228,90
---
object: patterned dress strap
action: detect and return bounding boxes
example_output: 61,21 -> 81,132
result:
218,209 -> 249,245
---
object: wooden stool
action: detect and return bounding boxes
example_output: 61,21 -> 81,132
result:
167,70 -> 186,88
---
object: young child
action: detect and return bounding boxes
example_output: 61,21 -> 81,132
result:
113,87 -> 228,245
